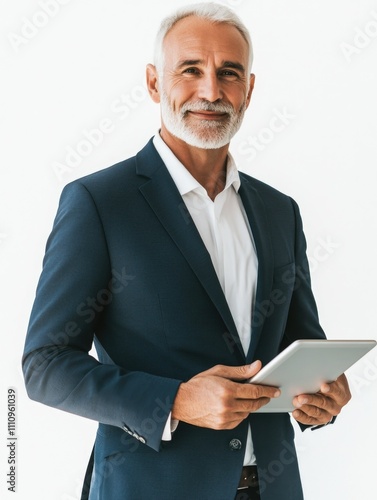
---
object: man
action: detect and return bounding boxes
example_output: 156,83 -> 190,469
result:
22,3 -> 351,499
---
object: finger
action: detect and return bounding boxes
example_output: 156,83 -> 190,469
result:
234,396 -> 272,413
293,393 -> 340,415
205,408 -> 257,430
300,374 -> 351,407
292,408 -> 333,426
319,378 -> 343,398
236,381 -> 281,400
293,401 -> 334,420
209,360 -> 263,381
250,396 -> 274,412
293,393 -> 341,416
320,374 -> 351,405
320,382 -> 331,394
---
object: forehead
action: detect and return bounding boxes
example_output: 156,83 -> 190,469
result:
163,15 -> 249,67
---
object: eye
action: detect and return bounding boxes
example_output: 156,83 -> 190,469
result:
219,70 -> 239,78
183,67 -> 200,75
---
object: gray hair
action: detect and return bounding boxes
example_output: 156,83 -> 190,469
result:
154,2 -> 253,76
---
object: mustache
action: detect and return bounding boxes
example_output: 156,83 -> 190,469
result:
180,100 -> 235,115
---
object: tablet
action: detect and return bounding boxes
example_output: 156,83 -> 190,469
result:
248,339 -> 376,413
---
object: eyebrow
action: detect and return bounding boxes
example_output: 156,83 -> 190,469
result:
176,59 -> 246,73
222,61 -> 246,73
177,59 -> 203,68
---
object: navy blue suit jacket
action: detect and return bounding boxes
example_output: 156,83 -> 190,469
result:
23,139 -> 326,499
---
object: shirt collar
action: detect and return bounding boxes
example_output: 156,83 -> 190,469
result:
153,132 -> 241,197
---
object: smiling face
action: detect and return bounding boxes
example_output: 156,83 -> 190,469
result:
147,15 -> 254,150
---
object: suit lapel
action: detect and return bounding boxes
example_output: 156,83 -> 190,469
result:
136,141 -> 245,363
238,174 -> 274,363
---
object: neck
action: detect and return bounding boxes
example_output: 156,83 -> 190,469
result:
160,126 -> 229,201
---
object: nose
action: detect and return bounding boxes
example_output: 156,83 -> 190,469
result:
197,71 -> 223,102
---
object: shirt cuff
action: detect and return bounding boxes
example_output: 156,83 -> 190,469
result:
161,412 -> 179,441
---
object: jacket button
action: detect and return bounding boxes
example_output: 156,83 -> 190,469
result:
229,438 -> 242,451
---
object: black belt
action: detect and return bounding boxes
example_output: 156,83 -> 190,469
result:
238,465 -> 259,490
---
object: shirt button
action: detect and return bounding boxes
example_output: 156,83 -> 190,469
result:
229,438 -> 242,451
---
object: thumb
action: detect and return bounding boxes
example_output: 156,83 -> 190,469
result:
211,360 -> 262,381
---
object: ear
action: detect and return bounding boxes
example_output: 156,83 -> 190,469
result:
245,73 -> 255,109
146,64 -> 161,103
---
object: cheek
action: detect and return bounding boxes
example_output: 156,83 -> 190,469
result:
224,83 -> 249,106
165,80 -> 197,109
235,92 -> 249,110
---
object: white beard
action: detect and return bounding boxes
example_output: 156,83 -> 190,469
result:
160,90 -> 246,149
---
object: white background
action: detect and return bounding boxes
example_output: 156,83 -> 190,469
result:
1,0 -> 377,499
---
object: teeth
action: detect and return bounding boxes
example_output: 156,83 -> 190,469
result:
181,101 -> 234,114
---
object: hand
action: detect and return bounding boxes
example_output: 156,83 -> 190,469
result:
171,361 -> 281,430
292,373 -> 351,426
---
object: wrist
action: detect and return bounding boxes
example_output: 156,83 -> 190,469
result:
171,382 -> 186,421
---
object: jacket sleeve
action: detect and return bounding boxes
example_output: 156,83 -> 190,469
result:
22,181 -> 181,451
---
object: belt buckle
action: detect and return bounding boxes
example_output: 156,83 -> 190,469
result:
238,466 -> 258,490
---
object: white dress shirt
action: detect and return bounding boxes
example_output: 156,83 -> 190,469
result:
153,132 -> 258,465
